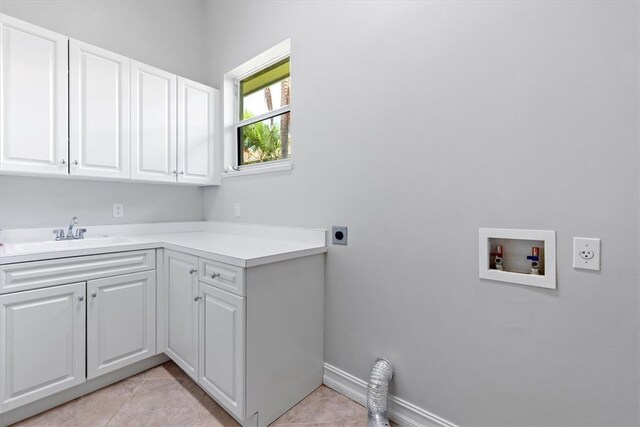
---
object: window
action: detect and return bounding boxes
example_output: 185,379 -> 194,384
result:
223,39 -> 292,177
237,58 -> 290,166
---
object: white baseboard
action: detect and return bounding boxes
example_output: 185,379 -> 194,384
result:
323,363 -> 458,427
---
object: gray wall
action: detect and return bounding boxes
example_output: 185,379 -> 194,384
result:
0,0 -> 207,82
0,175 -> 203,227
202,1 -> 639,426
0,0 -> 207,228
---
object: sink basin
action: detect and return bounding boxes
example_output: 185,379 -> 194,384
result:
3,236 -> 135,255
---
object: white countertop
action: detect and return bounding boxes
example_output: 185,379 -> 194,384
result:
0,222 -> 327,267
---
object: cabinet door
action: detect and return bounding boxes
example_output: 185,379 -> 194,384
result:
164,250 -> 199,381
198,282 -> 245,419
130,61 -> 177,183
177,77 -> 217,185
0,14 -> 68,176
0,283 -> 85,412
69,39 -> 130,179
86,271 -> 156,379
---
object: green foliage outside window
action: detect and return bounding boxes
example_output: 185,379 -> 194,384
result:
240,110 -> 284,165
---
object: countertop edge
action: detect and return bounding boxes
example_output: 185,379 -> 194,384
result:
0,237 -> 327,267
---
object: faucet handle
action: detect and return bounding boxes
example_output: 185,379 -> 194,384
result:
52,229 -> 64,240
75,228 -> 87,239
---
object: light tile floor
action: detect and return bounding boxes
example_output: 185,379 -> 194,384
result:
13,361 -> 394,427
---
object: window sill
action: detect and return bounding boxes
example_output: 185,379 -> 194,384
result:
222,161 -> 293,178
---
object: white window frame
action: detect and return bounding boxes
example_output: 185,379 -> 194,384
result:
223,39 -> 292,178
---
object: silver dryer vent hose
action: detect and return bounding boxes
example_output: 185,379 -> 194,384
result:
367,358 -> 394,427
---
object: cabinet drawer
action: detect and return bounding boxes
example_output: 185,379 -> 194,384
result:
199,258 -> 245,296
0,250 -> 156,294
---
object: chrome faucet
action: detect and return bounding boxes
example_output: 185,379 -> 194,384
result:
53,217 -> 86,241
67,216 -> 79,238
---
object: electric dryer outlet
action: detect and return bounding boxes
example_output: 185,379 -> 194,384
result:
573,237 -> 600,271
579,249 -> 595,260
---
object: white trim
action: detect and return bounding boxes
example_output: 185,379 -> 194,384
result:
222,160 -> 293,178
323,363 -> 458,427
234,49 -> 291,83
236,105 -> 291,128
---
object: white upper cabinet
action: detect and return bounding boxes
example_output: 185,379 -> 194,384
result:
0,14 -> 68,176
0,14 -> 218,185
69,39 -> 130,179
177,77 -> 217,185
130,61 -> 177,183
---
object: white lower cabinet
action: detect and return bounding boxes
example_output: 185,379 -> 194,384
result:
0,250 -> 158,417
164,250 -> 199,381
0,283 -> 86,412
198,282 -> 245,419
0,245 -> 324,427
87,270 -> 156,379
163,249 -> 325,427
164,249 -> 246,419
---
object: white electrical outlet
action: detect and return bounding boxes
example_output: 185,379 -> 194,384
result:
234,203 -> 240,217
113,203 -> 124,218
573,237 -> 600,271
